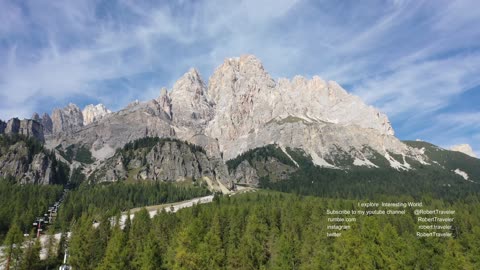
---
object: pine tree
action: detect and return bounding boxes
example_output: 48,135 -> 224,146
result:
19,237 -> 41,270
136,231 -> 160,270
96,224 -> 128,270
3,223 -> 24,270
441,239 -> 472,269
129,208 -> 152,269
198,214 -> 225,270
238,209 -> 270,270
171,220 -> 203,270
69,215 -> 103,269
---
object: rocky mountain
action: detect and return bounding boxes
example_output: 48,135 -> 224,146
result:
205,55 -> 403,164
82,104 -> 111,125
0,118 -> 44,142
450,144 -> 477,158
88,137 -> 230,192
0,135 -> 68,184
47,56 -> 418,166
51,103 -> 84,134
0,120 -> 6,134
406,141 -> 480,182
3,55 -> 478,191
170,68 -> 214,136
32,113 -> 53,135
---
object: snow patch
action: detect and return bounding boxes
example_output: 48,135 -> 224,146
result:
353,157 -> 378,168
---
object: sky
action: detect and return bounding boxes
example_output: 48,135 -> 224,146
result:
0,0 -> 479,155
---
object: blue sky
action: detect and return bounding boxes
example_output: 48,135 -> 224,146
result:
0,0 -> 479,155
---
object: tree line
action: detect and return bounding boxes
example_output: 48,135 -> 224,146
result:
60,191 -> 480,269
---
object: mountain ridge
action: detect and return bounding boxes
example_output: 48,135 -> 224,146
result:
0,55 -> 477,189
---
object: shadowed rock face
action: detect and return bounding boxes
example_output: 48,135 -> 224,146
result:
32,113 -> 53,135
41,113 -> 53,134
91,140 -> 229,189
0,120 -> 6,134
0,139 -> 57,184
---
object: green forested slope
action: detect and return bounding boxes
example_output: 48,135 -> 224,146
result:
63,191 -> 480,269
0,180 -> 63,241
228,144 -> 480,200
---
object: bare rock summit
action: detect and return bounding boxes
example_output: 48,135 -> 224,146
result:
52,103 -> 84,134
82,104 -> 111,125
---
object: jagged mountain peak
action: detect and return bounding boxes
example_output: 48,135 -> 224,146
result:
169,68 -> 213,135
32,112 -> 40,121
208,55 -> 275,103
82,104 -> 111,125
52,103 -> 84,134
171,68 -> 207,97
159,87 -> 169,97
223,54 -> 266,71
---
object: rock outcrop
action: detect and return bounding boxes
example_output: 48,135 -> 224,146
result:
42,113 -> 53,134
82,104 -> 111,125
157,88 -> 172,119
52,100 -> 175,161
91,139 -> 230,192
170,68 -> 214,135
0,120 -> 6,134
0,140 -> 54,184
32,113 -> 53,135
52,103 -> 84,134
450,144 -> 477,158
2,118 -> 44,142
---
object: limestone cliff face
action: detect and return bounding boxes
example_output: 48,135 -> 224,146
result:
33,113 -> 53,135
32,113 -> 53,135
52,103 -> 84,134
157,88 -> 172,119
51,100 -> 175,161
2,118 -> 44,142
0,140 -> 54,184
82,104 -> 111,125
204,55 -> 404,162
206,55 -> 276,143
170,68 -> 214,136
41,113 -> 53,134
